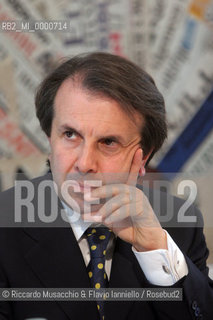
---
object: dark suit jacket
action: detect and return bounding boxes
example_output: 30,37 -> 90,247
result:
0,174 -> 213,319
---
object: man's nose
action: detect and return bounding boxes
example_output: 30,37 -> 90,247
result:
74,143 -> 98,174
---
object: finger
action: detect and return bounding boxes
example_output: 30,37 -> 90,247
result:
97,193 -> 132,220
127,148 -> 143,186
103,202 -> 142,224
103,217 -> 131,230
84,183 -> 129,201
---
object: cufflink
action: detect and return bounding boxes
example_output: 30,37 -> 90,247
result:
162,265 -> 170,274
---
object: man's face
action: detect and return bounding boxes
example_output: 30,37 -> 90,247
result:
49,79 -> 143,212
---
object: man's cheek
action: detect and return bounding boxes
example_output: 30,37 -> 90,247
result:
120,151 -> 135,170
128,144 -> 142,162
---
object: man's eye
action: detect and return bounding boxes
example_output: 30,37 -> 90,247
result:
99,138 -> 120,154
64,131 -> 77,139
103,138 -> 116,146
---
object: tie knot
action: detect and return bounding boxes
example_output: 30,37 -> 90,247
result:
85,227 -> 111,258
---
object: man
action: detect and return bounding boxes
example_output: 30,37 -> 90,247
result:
0,52 -> 212,319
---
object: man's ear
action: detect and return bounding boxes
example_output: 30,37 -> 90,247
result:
139,150 -> 153,177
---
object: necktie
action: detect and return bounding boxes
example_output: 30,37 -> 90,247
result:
85,227 -> 111,320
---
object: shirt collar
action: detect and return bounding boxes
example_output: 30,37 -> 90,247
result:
61,201 -> 91,241
61,201 -> 106,241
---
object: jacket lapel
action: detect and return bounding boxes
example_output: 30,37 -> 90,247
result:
22,227 -> 146,320
23,227 -> 99,319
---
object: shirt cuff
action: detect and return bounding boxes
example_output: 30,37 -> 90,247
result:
132,230 -> 188,286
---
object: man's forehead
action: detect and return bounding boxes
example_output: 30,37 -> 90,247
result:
54,78 -> 133,114
53,78 -> 144,133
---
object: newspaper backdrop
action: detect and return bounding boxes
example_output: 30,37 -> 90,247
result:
0,0 -> 213,263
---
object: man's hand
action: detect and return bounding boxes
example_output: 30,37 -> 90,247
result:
84,149 -> 167,252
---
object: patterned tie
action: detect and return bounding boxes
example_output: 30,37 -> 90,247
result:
85,227 -> 111,320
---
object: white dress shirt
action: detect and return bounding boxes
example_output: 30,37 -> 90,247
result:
62,201 -> 188,286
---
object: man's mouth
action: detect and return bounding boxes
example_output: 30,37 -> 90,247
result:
78,182 -> 99,194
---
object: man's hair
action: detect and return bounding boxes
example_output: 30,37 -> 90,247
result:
35,52 -> 167,161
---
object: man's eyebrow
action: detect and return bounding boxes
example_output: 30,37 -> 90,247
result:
99,134 -> 125,143
59,124 -> 127,144
59,124 -> 81,135
60,124 -> 75,131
